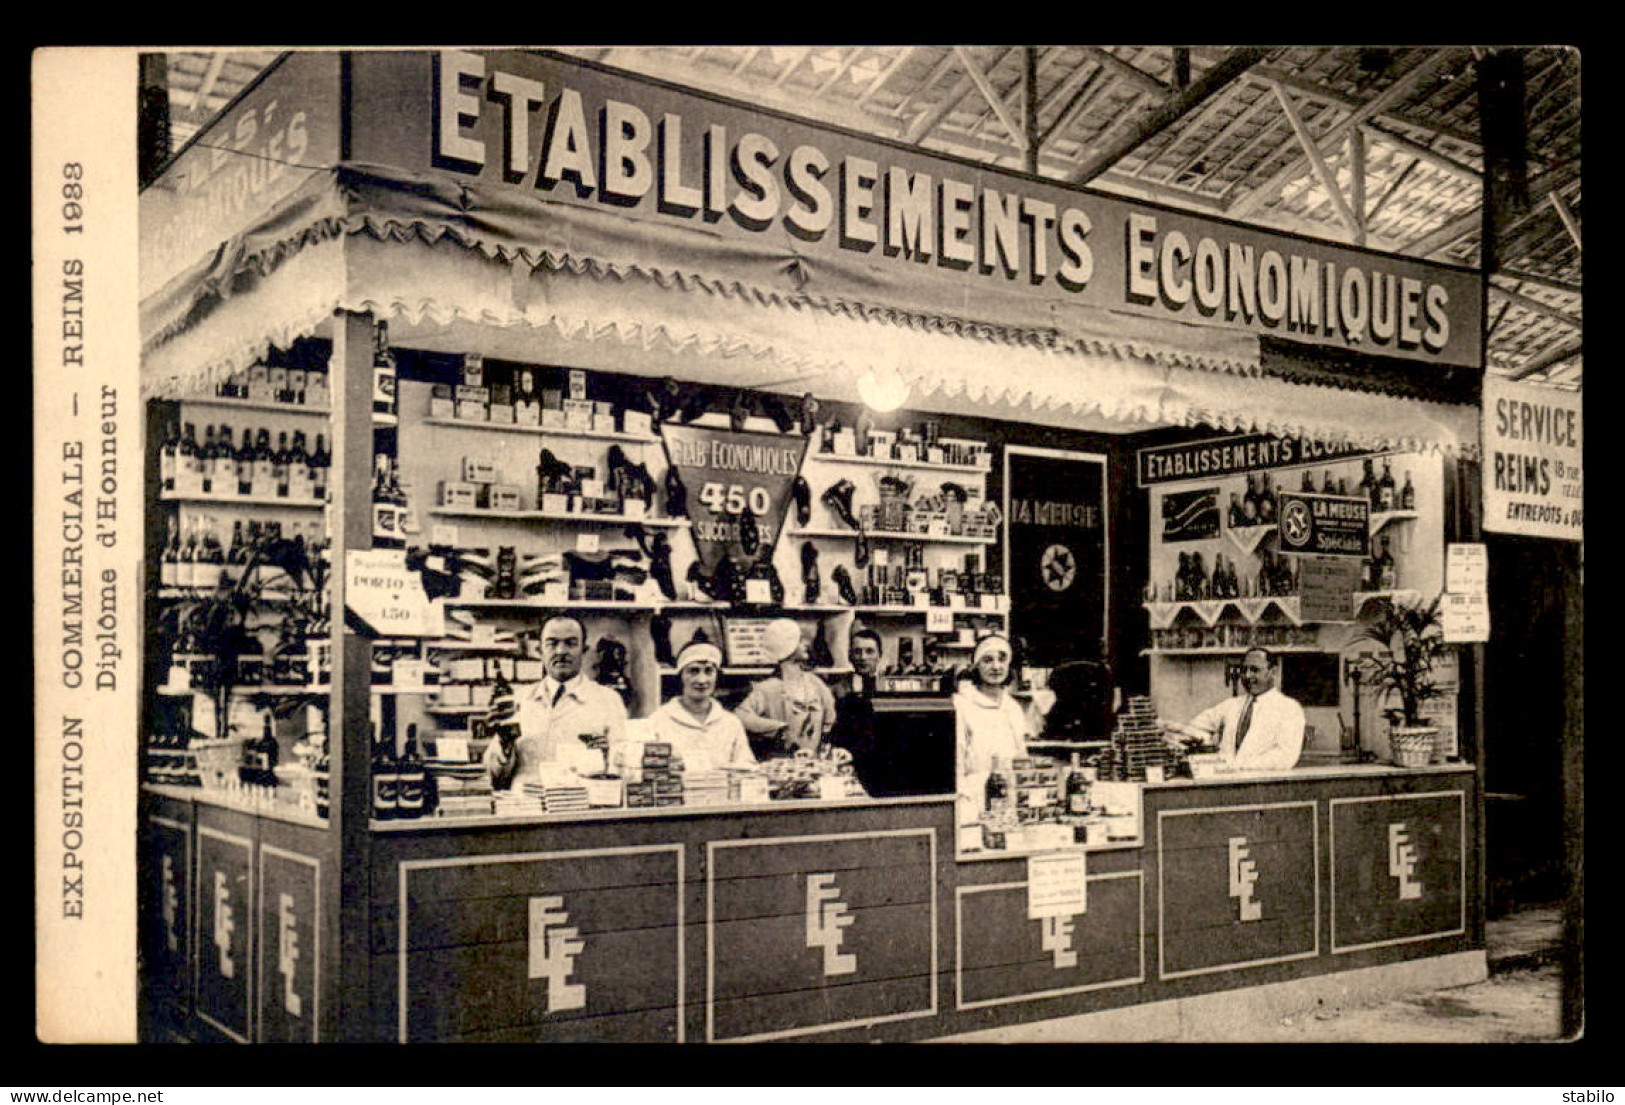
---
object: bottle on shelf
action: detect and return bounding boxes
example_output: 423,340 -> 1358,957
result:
1065,752 -> 1091,816
199,425 -> 218,495
1191,551 -> 1209,599
1227,492 -> 1243,528
178,422 -> 202,495
1322,469 -> 1338,495
1400,471 -> 1416,511
176,518 -> 198,588
253,428 -> 275,497
233,425 -> 253,496
288,431 -> 311,501
372,452 -> 405,549
215,426 -> 237,496
1376,460 -> 1397,512
1241,474 -> 1260,524
160,419 -> 180,493
1258,472 -> 1277,523
309,433 -> 330,502
1301,470 -> 1315,492
161,517 -> 180,588
371,723 -> 399,821
1357,458 -> 1377,506
198,520 -> 226,590
1375,535 -> 1397,591
396,723 -> 426,820
372,321 -> 398,421
273,431 -> 291,499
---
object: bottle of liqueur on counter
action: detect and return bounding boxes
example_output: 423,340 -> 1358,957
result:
1241,475 -> 1260,524
984,754 -> 1011,816
1376,459 -> 1397,512
1400,471 -> 1415,510
1257,473 -> 1277,523
1065,753 -> 1091,815
309,433 -> 330,502
372,321 -> 397,422
371,724 -> 399,821
239,714 -> 280,788
396,724 -> 427,820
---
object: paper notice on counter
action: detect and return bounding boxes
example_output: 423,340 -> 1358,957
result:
1028,850 -> 1088,919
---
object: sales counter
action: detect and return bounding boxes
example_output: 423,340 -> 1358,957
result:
140,760 -> 1478,1042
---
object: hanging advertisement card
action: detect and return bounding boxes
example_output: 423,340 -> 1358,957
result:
1482,376 -> 1582,541
1276,491 -> 1370,557
1445,543 -> 1489,595
1441,592 -> 1491,643
1160,486 -> 1220,542
1297,555 -> 1361,621
660,424 -> 809,574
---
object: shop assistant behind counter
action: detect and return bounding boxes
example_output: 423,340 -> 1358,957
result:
1163,646 -> 1305,771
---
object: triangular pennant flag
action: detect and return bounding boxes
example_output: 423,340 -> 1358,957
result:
660,423 -> 810,574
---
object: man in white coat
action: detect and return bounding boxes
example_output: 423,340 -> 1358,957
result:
1164,647 -> 1305,771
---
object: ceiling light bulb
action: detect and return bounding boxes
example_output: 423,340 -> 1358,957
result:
856,368 -> 910,412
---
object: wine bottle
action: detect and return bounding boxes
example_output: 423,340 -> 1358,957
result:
1400,471 -> 1415,511
984,754 -> 1011,815
371,724 -> 399,821
1376,535 -> 1397,591
1066,753 -> 1091,815
1241,474 -> 1259,524
1301,470 -> 1316,492
177,519 -> 198,589
289,431 -> 311,500
1357,458 -> 1377,506
1258,473 -> 1277,523
160,420 -> 180,493
273,431 -> 291,499
178,423 -> 201,495
372,322 -> 397,421
1322,469 -> 1337,495
235,426 -> 254,496
372,453 -> 403,549
1227,492 -> 1243,528
1192,551 -> 1209,599
1376,460 -> 1397,512
199,425 -> 218,495
253,428 -> 275,497
215,426 -> 237,497
161,517 -> 180,588
309,433 -> 330,502
396,724 -> 426,820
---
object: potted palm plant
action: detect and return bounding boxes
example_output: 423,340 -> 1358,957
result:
1352,594 -> 1450,766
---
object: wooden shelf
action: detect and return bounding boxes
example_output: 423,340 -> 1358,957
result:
1369,509 -> 1419,538
851,603 -> 1007,617
657,666 -> 855,677
429,507 -> 686,527
1143,645 -> 1328,657
789,526 -> 996,545
177,397 -> 332,417
444,597 -> 665,612
423,416 -> 659,445
162,491 -> 325,509
807,451 -> 988,476
156,683 -> 329,697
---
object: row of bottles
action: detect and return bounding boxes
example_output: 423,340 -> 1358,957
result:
160,516 -> 329,591
982,753 -> 1094,819
370,723 -> 435,820
1158,548 -> 1297,602
161,421 -> 330,502
1228,461 -> 1415,528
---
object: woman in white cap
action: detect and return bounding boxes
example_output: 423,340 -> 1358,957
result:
954,634 -> 1031,821
734,617 -> 836,757
647,640 -> 757,771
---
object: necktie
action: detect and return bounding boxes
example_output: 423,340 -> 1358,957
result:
1230,695 -> 1255,758
552,682 -> 568,708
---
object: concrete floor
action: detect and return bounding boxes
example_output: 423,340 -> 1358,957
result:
932,906 -> 1567,1044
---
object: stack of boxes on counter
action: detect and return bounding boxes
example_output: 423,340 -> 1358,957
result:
1095,695 -> 1181,782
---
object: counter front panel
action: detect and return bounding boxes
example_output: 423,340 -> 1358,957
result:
1330,790 -> 1467,954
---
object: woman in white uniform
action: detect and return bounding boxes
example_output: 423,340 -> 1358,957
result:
953,634 -> 1031,822
646,640 -> 757,771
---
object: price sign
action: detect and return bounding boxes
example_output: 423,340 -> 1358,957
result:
925,608 -> 954,633
345,549 -> 443,637
575,532 -> 601,554
1028,851 -> 1088,919
1441,592 -> 1490,643
1446,544 -> 1488,595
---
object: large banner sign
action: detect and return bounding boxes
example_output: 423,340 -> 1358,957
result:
346,50 -> 1482,369
1138,433 -> 1377,487
1006,450 -> 1107,666
1481,376 -> 1582,541
660,424 -> 809,573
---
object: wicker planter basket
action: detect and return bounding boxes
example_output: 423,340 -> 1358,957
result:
1390,726 -> 1438,768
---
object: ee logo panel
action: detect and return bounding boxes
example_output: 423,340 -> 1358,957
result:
1331,792 -> 1465,953
707,831 -> 935,1042
144,817 -> 191,1007
1157,803 -> 1318,979
257,846 -> 319,1042
195,827 -> 253,1042
398,847 -> 683,1043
